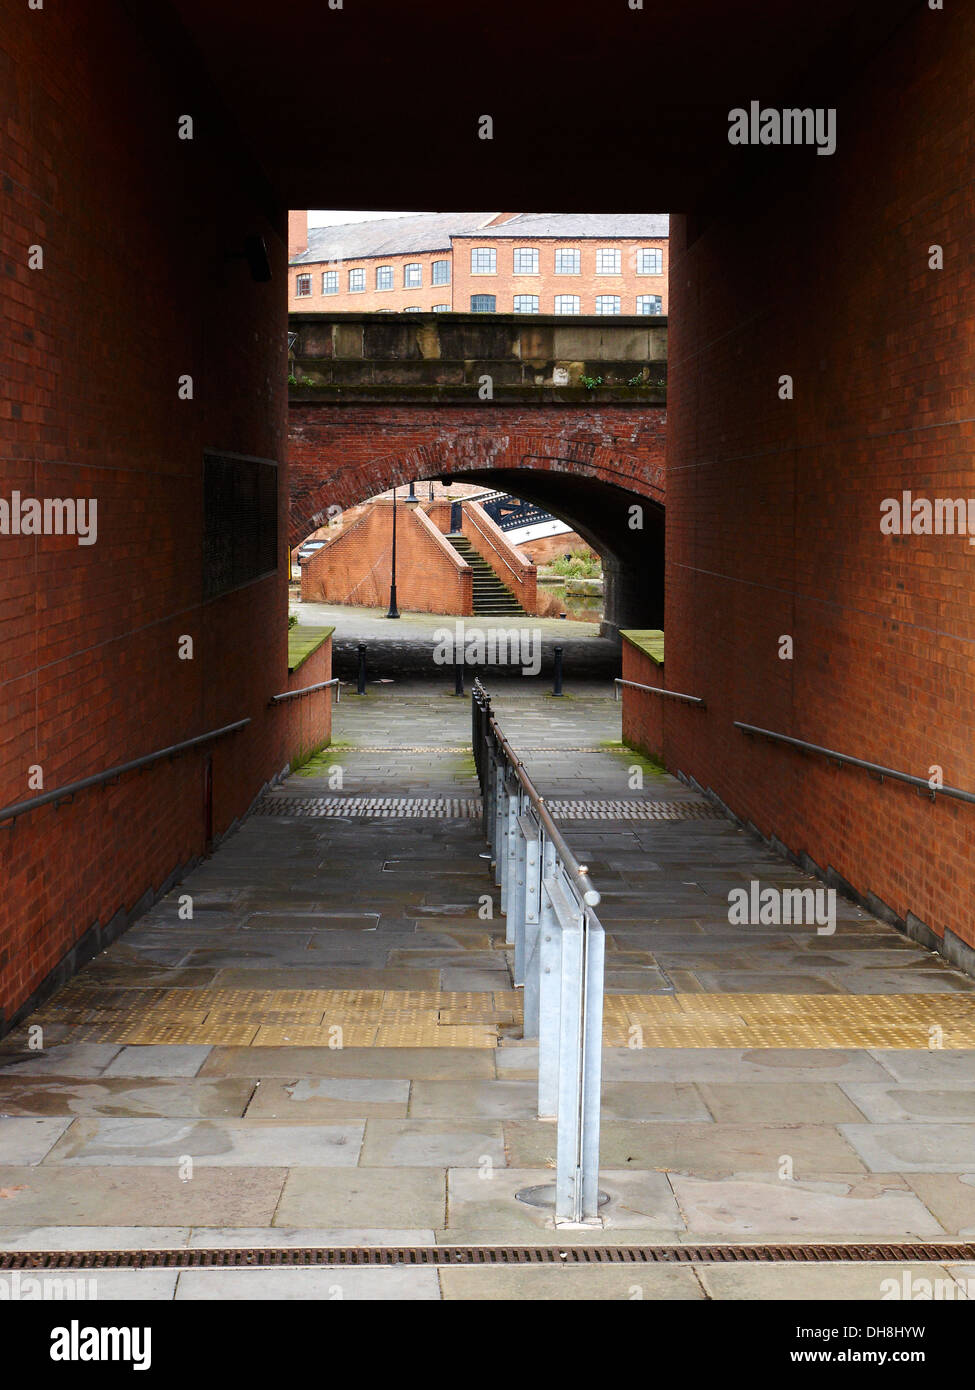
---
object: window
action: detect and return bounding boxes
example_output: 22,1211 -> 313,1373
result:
376,265 -> 393,290
404,262 -> 422,288
322,270 -> 338,295
596,248 -> 621,274
553,294 -> 580,314
637,247 -> 663,275
636,294 -> 663,315
295,273 -> 312,297
513,247 -> 538,274
470,294 -> 496,312
432,259 -> 450,285
595,295 -> 621,314
403,306 -> 422,312
555,248 -> 580,274
431,303 -> 450,312
470,247 -> 497,275
348,268 -> 365,292
203,452 -> 277,600
512,294 -> 539,313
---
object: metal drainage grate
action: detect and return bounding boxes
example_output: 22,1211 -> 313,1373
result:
548,799 -> 723,821
3,1242 -> 975,1270
255,796 -> 483,819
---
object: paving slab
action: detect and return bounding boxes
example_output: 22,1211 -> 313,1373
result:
245,1077 -> 410,1120
503,1120 -> 865,1178
869,1051 -> 975,1082
0,1167 -> 285,1226
697,1262 -> 966,1301
0,1269 -> 180,1300
359,1118 -> 506,1167
446,1167 -> 685,1234
0,1226 -> 191,1250
0,1077 -> 256,1119
670,1173 -> 945,1239
408,1080 -> 538,1119
0,1045 -> 122,1077
42,1117 -> 363,1167
200,1047 -> 495,1080
275,1168 -> 446,1228
599,1049 -> 895,1084
174,1266 -> 441,1299
840,1084 -> 975,1124
839,1123 -> 975,1173
0,1118 -> 73,1164
185,1226 -> 437,1247
697,1082 -> 867,1125
439,1265 -> 704,1300
903,1174 -> 975,1235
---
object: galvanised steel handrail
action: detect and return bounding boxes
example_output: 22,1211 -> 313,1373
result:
0,719 -> 251,826
270,678 -> 341,705
472,677 -> 605,1226
735,721 -> 975,806
614,677 -> 705,707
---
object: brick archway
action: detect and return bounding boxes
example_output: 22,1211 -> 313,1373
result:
288,404 -> 667,630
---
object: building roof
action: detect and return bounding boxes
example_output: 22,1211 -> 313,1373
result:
292,212 -> 670,265
293,212 -> 498,264
451,213 -> 670,239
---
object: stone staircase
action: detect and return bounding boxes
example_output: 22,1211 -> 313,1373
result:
446,533 -> 525,615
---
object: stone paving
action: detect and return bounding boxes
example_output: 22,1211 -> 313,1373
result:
2,678 -> 975,1299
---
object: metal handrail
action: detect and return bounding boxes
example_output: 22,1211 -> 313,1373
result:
734,722 -> 975,806
474,679 -> 599,907
270,678 -> 341,705
614,677 -> 705,708
0,719 -> 251,826
462,509 -> 530,585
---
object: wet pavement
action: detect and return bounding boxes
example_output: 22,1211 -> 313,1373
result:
2,676 -> 975,1299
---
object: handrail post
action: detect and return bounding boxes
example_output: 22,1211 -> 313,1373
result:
555,910 -> 605,1225
536,841 -> 561,1118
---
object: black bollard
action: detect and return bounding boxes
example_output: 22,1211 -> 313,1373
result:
553,646 -> 563,696
454,661 -> 465,696
356,643 -> 367,695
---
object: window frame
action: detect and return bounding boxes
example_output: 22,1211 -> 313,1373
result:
431,259 -> 450,285
375,265 -> 394,291
295,273 -> 312,297
636,294 -> 663,315
636,247 -> 663,276
554,248 -> 580,275
512,247 -> 539,275
470,247 -> 497,276
348,267 -> 366,293
470,293 -> 497,312
596,248 -> 621,275
403,262 -> 423,288
553,294 -> 581,315
321,270 -> 339,295
595,294 -> 621,315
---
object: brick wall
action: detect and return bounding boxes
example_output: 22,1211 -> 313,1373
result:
452,236 -> 669,317
0,1 -> 327,1031
460,503 -> 538,614
288,404 -> 667,546
301,501 -> 473,615
661,3 -> 975,956
621,639 -> 665,763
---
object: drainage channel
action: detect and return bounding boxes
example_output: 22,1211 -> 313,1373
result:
4,1243 -> 975,1270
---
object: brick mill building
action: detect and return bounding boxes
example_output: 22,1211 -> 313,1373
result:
288,211 -> 669,316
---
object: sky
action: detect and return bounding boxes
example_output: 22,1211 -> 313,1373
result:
308,210 -> 411,228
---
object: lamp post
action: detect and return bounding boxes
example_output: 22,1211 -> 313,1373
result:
386,486 -> 400,619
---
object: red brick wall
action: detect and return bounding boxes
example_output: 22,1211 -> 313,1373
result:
621,641 -> 664,763
0,1 -> 326,1030
301,502 -> 473,615
288,404 -> 666,546
452,236 -> 668,317
662,4 -> 975,952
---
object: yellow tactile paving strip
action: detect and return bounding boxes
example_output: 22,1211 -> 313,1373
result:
21,987 -> 975,1049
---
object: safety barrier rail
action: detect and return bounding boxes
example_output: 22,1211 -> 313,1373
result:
734,721 -> 975,806
270,677 -> 341,705
0,720 -> 251,827
472,678 -> 605,1225
613,677 -> 705,707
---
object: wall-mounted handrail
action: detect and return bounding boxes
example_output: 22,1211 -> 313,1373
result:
463,507 -> 530,584
734,721 -> 975,806
614,677 -> 705,708
0,719 -> 251,827
270,678 -> 341,705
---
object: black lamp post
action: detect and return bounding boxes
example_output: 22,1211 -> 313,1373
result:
386,486 -> 400,619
